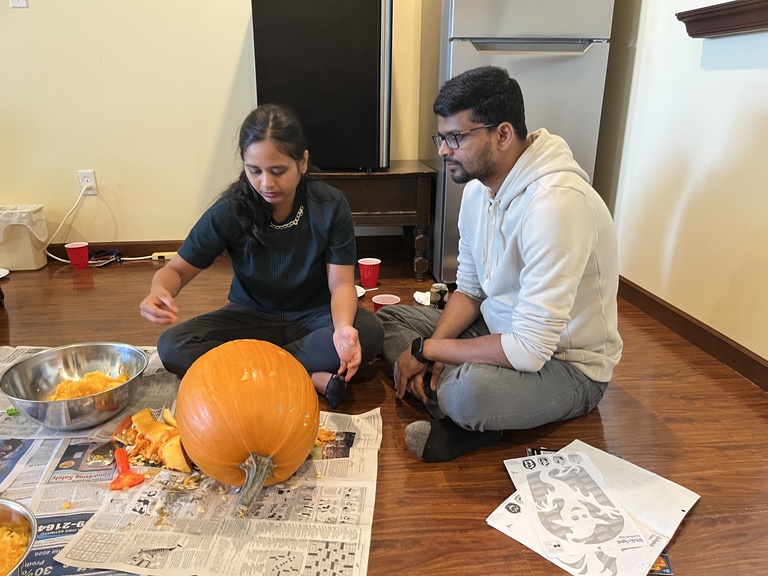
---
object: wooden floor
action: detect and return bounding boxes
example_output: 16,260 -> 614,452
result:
2,254 -> 767,575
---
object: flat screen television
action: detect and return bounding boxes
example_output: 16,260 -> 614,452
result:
252,0 -> 392,171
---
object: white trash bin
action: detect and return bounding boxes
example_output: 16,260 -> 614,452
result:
0,204 -> 49,270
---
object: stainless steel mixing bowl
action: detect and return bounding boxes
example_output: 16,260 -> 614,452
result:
0,342 -> 148,431
0,498 -> 37,575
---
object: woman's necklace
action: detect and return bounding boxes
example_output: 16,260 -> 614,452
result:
270,205 -> 304,230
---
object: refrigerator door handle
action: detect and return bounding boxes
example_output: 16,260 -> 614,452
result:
465,38 -> 606,56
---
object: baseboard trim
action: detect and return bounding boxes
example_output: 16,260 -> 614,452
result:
46,241 -> 184,260
47,236 -> 407,261
619,276 -> 768,390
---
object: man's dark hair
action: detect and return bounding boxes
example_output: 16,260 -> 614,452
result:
433,66 -> 528,140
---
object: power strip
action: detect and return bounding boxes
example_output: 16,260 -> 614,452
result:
151,252 -> 177,261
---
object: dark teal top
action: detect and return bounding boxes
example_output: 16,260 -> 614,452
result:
178,179 -> 355,311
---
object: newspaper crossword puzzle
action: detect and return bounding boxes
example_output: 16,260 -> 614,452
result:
64,531 -> 123,564
262,542 -> 356,576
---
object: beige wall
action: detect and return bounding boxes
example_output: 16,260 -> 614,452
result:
391,0 -> 421,161
0,0 -> 438,244
597,0 -> 768,359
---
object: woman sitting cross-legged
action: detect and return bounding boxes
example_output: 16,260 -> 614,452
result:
139,103 -> 383,409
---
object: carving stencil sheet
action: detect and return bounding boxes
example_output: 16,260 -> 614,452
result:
504,451 -> 646,559
487,491 -> 668,576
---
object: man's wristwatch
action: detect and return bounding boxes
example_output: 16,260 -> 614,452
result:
411,336 -> 429,364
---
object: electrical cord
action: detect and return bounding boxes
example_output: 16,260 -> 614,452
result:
44,184 -> 89,264
120,254 -> 154,262
45,183 -> 157,265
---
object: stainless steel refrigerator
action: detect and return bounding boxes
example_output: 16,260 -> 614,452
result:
432,0 -> 615,283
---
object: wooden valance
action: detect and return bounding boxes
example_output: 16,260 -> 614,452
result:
676,0 -> 768,38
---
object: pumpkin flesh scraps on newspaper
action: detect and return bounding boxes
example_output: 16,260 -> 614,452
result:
111,408 -> 191,473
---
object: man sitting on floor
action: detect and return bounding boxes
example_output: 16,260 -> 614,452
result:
378,66 -> 623,462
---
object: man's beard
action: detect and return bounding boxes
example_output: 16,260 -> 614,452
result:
447,142 -> 495,184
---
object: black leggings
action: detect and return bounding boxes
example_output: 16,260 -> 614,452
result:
157,302 -> 384,378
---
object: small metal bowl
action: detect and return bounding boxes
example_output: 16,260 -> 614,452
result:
0,342 -> 148,431
0,498 -> 37,575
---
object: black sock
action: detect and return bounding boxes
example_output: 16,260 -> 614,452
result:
406,418 -> 502,462
325,374 -> 346,409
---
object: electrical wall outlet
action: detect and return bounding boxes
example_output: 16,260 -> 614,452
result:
152,252 -> 177,261
78,170 -> 98,195
10,0 -> 29,8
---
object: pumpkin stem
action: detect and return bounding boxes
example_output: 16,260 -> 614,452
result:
235,452 -> 275,516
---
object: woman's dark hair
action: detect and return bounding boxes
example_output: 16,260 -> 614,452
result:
223,103 -> 309,248
433,66 -> 527,140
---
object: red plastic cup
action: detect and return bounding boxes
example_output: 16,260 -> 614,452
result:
372,294 -> 400,313
358,258 -> 381,289
65,242 -> 89,269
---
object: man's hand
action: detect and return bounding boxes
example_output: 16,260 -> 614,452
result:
394,349 -> 431,402
424,361 -> 444,399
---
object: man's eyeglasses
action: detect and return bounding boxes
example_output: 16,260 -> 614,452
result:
432,123 -> 500,150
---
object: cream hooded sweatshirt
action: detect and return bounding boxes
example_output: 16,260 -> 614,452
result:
455,128 -> 622,382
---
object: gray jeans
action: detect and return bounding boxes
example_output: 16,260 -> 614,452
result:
377,305 -> 608,432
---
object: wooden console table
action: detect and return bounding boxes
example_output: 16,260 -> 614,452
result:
316,159 -> 436,281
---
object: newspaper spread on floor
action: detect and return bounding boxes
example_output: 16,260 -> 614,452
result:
0,345 -> 382,576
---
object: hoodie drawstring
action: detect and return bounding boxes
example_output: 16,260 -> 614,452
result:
483,198 -> 499,283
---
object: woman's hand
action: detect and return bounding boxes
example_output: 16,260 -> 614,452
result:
139,289 -> 180,325
333,325 -> 361,380
138,255 -> 201,325
326,263 -> 362,380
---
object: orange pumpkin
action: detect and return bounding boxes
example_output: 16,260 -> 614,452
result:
176,339 -> 319,514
